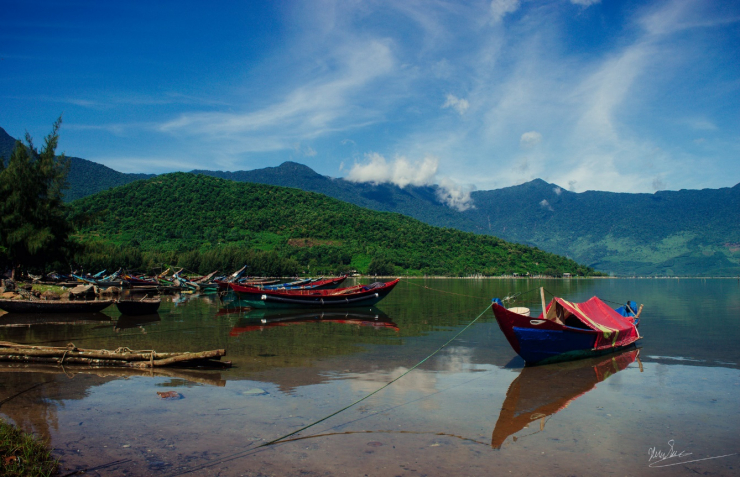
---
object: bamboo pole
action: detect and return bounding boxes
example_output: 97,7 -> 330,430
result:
540,287 -> 547,318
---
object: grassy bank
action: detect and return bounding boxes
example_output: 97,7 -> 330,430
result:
0,418 -> 58,476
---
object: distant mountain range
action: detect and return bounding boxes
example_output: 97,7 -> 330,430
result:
194,164 -> 740,277
0,127 -> 154,202
3,126 -> 738,276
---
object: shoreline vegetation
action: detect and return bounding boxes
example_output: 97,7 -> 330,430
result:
0,418 -> 58,477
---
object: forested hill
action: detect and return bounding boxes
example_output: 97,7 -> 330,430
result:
8,120 -> 737,276
0,127 -> 154,202
191,162 -> 740,276
192,162 -> 476,232
69,173 -> 595,277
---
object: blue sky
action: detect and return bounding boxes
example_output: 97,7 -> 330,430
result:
2,0 -> 739,205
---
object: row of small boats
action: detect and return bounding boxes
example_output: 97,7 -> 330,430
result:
8,266 -> 647,367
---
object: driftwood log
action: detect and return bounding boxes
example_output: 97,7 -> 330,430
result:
0,341 -> 229,369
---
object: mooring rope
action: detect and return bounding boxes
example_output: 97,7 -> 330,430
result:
256,302 -> 493,448
402,280 -> 493,300
165,301 -> 495,476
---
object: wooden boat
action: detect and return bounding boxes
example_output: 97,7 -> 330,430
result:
258,276 -> 347,291
491,348 -> 640,449
72,274 -> 125,288
116,298 -> 161,316
229,279 -> 400,309
491,289 -> 641,365
0,299 -> 114,314
215,277 -> 282,293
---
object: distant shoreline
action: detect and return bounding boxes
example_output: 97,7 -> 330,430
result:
368,276 -> 740,279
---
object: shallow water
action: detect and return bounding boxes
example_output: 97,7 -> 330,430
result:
1,278 -> 738,476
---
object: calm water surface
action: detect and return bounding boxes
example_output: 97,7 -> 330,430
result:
0,279 -> 738,476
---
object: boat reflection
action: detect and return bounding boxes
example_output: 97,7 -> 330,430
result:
491,348 -> 640,449
0,312 -> 114,327
225,308 -> 399,336
114,313 -> 161,333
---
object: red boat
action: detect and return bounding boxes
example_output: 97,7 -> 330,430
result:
491,289 -> 641,365
229,279 -> 400,309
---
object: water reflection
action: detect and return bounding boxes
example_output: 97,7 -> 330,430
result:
114,313 -> 161,333
491,348 -> 641,449
0,312 -> 114,327
224,308 -> 399,336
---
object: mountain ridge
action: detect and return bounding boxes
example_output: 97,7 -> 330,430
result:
4,125 -> 738,276
1,127 -> 155,202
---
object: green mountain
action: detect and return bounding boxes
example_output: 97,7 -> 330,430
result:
69,173 -> 595,277
192,162 -> 475,231
192,163 -> 740,276
464,180 -> 740,276
7,122 -> 737,276
0,127 -> 154,202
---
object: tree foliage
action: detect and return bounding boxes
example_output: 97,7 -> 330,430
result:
70,173 -> 597,276
0,118 -> 74,275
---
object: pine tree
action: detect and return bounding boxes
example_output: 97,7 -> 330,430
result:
0,117 -> 73,278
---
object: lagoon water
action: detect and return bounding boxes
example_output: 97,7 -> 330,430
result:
1,279 -> 738,476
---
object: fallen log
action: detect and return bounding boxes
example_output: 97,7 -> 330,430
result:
0,341 -> 229,369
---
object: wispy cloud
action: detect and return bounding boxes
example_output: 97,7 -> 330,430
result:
442,94 -> 470,115
490,0 -> 520,24
16,0 -> 735,192
159,39 -> 395,152
345,153 -> 475,211
520,131 -> 542,148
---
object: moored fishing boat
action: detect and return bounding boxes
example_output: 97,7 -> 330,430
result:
491,288 -> 642,365
259,276 -> 347,291
229,278 -> 400,309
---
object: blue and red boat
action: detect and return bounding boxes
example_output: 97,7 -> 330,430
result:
491,289 -> 642,365
228,278 -> 400,309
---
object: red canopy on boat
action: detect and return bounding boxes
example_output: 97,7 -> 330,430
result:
547,296 -> 640,350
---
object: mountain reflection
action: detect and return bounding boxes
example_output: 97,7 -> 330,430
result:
491,348 -> 640,449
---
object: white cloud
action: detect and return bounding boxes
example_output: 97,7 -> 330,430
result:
539,199 -> 554,211
345,153 -> 437,187
437,177 -> 476,211
442,94 -> 470,115
345,153 -> 475,211
684,118 -> 717,131
553,186 -> 562,195
490,0 -> 520,23
158,39 -> 395,153
570,0 -> 601,6
520,131 -> 542,148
